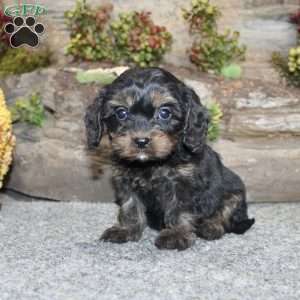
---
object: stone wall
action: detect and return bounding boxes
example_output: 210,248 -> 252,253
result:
2,67 -> 300,202
2,0 -> 300,81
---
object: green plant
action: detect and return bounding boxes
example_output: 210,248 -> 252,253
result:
110,11 -> 172,66
0,47 -> 52,77
221,63 -> 242,79
207,102 -> 223,141
272,47 -> 300,87
64,0 -> 114,61
182,0 -> 220,35
10,93 -> 45,127
183,0 -> 246,73
64,0 -> 172,66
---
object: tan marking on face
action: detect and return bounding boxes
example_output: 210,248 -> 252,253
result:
150,90 -> 177,107
110,129 -> 176,161
150,130 -> 176,158
110,93 -> 134,107
111,133 -> 136,160
176,163 -> 194,177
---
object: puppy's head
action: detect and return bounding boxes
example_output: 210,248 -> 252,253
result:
85,67 -> 209,162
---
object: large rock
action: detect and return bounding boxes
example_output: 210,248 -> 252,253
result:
2,68 -> 114,202
213,139 -> 300,203
228,92 -> 300,137
2,68 -> 300,202
7,137 -> 114,202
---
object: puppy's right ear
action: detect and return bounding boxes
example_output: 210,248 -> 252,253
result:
84,89 -> 106,149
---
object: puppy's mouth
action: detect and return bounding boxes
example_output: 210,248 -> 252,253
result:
136,151 -> 149,161
110,131 -> 176,162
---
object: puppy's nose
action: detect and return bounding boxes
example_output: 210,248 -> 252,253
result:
134,137 -> 150,148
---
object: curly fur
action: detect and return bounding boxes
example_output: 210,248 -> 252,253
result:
85,67 -> 254,250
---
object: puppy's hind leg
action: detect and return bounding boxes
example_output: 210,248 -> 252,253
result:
101,196 -> 146,243
225,193 -> 255,235
194,193 -> 254,240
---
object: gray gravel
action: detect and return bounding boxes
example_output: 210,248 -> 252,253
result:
0,194 -> 299,300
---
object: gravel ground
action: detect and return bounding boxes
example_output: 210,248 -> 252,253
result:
0,194 -> 299,300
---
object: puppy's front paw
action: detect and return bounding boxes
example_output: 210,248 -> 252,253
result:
100,226 -> 132,243
155,229 -> 195,251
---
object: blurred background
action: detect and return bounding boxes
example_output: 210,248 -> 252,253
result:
1,0 -> 300,203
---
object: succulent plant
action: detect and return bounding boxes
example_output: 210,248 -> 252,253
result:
221,64 -> 242,79
110,11 -> 172,66
287,46 -> 300,73
183,0 -> 246,73
65,1 -> 172,66
272,47 -> 300,87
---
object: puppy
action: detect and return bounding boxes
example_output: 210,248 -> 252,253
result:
85,67 -> 254,250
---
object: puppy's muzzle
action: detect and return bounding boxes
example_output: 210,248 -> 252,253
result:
134,137 -> 150,149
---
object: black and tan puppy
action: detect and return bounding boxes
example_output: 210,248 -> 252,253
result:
85,67 -> 254,250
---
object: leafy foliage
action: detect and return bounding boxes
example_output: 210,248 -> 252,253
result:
183,0 -> 246,73
272,48 -> 300,87
64,0 -> 114,61
10,93 -> 45,127
0,47 -> 52,78
64,0 -> 172,66
207,102 -> 223,141
110,11 -> 172,67
182,0 -> 220,35
271,10 -> 300,87
0,10 -> 12,56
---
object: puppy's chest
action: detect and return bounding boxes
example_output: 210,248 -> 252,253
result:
128,166 -> 173,192
122,163 -> 200,196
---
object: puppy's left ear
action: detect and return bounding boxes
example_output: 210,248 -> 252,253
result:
182,86 -> 210,154
84,89 -> 106,149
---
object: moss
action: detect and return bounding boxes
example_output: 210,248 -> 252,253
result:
0,47 -> 52,78
9,93 -> 45,127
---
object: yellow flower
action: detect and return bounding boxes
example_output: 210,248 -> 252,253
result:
0,88 -> 16,189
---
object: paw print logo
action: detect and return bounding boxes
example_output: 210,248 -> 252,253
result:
4,16 -> 45,48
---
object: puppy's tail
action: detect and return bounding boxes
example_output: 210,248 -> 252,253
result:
229,218 -> 255,234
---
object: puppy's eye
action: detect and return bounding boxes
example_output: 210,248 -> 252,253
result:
158,107 -> 172,120
115,107 -> 129,120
